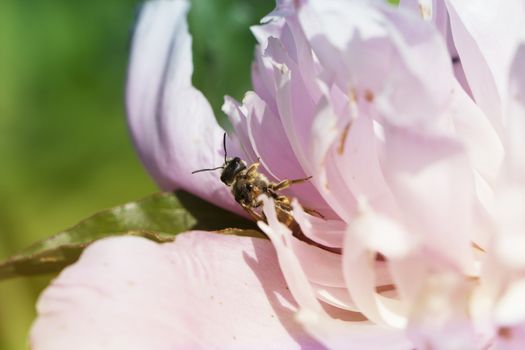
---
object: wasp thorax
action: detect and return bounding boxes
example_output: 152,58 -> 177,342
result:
220,157 -> 246,186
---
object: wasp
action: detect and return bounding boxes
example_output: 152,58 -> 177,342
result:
192,134 -> 341,253
192,133 -> 323,223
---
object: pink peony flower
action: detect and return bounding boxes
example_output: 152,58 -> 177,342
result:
30,0 -> 525,349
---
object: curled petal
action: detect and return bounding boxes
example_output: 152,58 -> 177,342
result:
445,0 -> 525,132
380,126 -> 476,274
388,254 -> 428,313
399,0 -> 448,35
495,279 -> 525,327
492,186 -> 525,269
312,284 -> 358,312
331,110 -> 398,217
503,44 -> 525,183
259,197 -> 413,348
299,0 -> 455,128
407,272 -> 480,349
222,96 -> 259,164
289,237 -> 345,288
399,0 -> 471,97
347,202 -> 417,260
126,0 -> 238,212
297,309 -> 412,350
343,231 -> 408,329
292,199 -> 346,248
251,48 -> 280,115
258,196 -> 325,314
309,96 -> 358,221
261,24 -> 324,184
31,232 -> 321,349
245,92 -> 305,181
449,81 -> 504,188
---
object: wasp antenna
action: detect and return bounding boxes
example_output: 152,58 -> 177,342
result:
223,132 -> 228,163
191,166 -> 224,174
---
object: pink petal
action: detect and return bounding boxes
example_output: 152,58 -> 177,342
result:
297,309 -> 412,350
258,196 -> 325,314
308,96 -> 358,221
388,253 -> 428,312
289,236 -> 345,288
250,17 -> 283,49
407,272 -> 480,349
398,1 -> 475,96
347,203 -> 417,260
250,15 -> 284,117
447,28 -> 473,97
312,284 -> 358,312
261,0 -> 305,21
492,185 -> 525,269
503,44 -> 525,183
445,81 -> 504,249
292,201 -> 396,312
259,197 -> 413,348
222,96 -> 259,165
126,0 -> 238,213
332,108 -> 398,217
380,126 -> 476,273
493,328 -> 525,350
244,92 -> 304,180
264,32 -> 321,174
31,232 -> 321,349
251,10 -> 322,182
449,81 -> 504,187
278,18 -> 320,101
251,48 -> 280,116
268,66 -> 348,219
495,279 -> 525,327
297,0 -> 468,225
445,0 -> 525,133
292,199 -> 346,248
343,224 -> 408,328
299,0 -> 455,128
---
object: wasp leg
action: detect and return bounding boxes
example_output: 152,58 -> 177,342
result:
303,207 -> 325,219
274,205 -> 297,228
274,195 -> 292,211
241,203 -> 265,222
275,196 -> 325,219
246,158 -> 261,176
271,176 -> 312,192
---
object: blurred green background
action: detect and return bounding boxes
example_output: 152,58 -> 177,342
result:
0,0 -> 272,348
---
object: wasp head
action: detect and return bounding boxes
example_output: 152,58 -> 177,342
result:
220,157 -> 246,186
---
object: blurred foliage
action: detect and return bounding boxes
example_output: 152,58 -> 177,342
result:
0,0 -> 272,348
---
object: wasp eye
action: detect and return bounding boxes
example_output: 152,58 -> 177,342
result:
246,183 -> 253,191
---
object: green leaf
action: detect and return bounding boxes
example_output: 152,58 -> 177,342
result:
0,190 -> 262,280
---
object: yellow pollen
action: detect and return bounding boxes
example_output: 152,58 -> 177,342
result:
337,122 -> 352,155
418,3 -> 432,19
